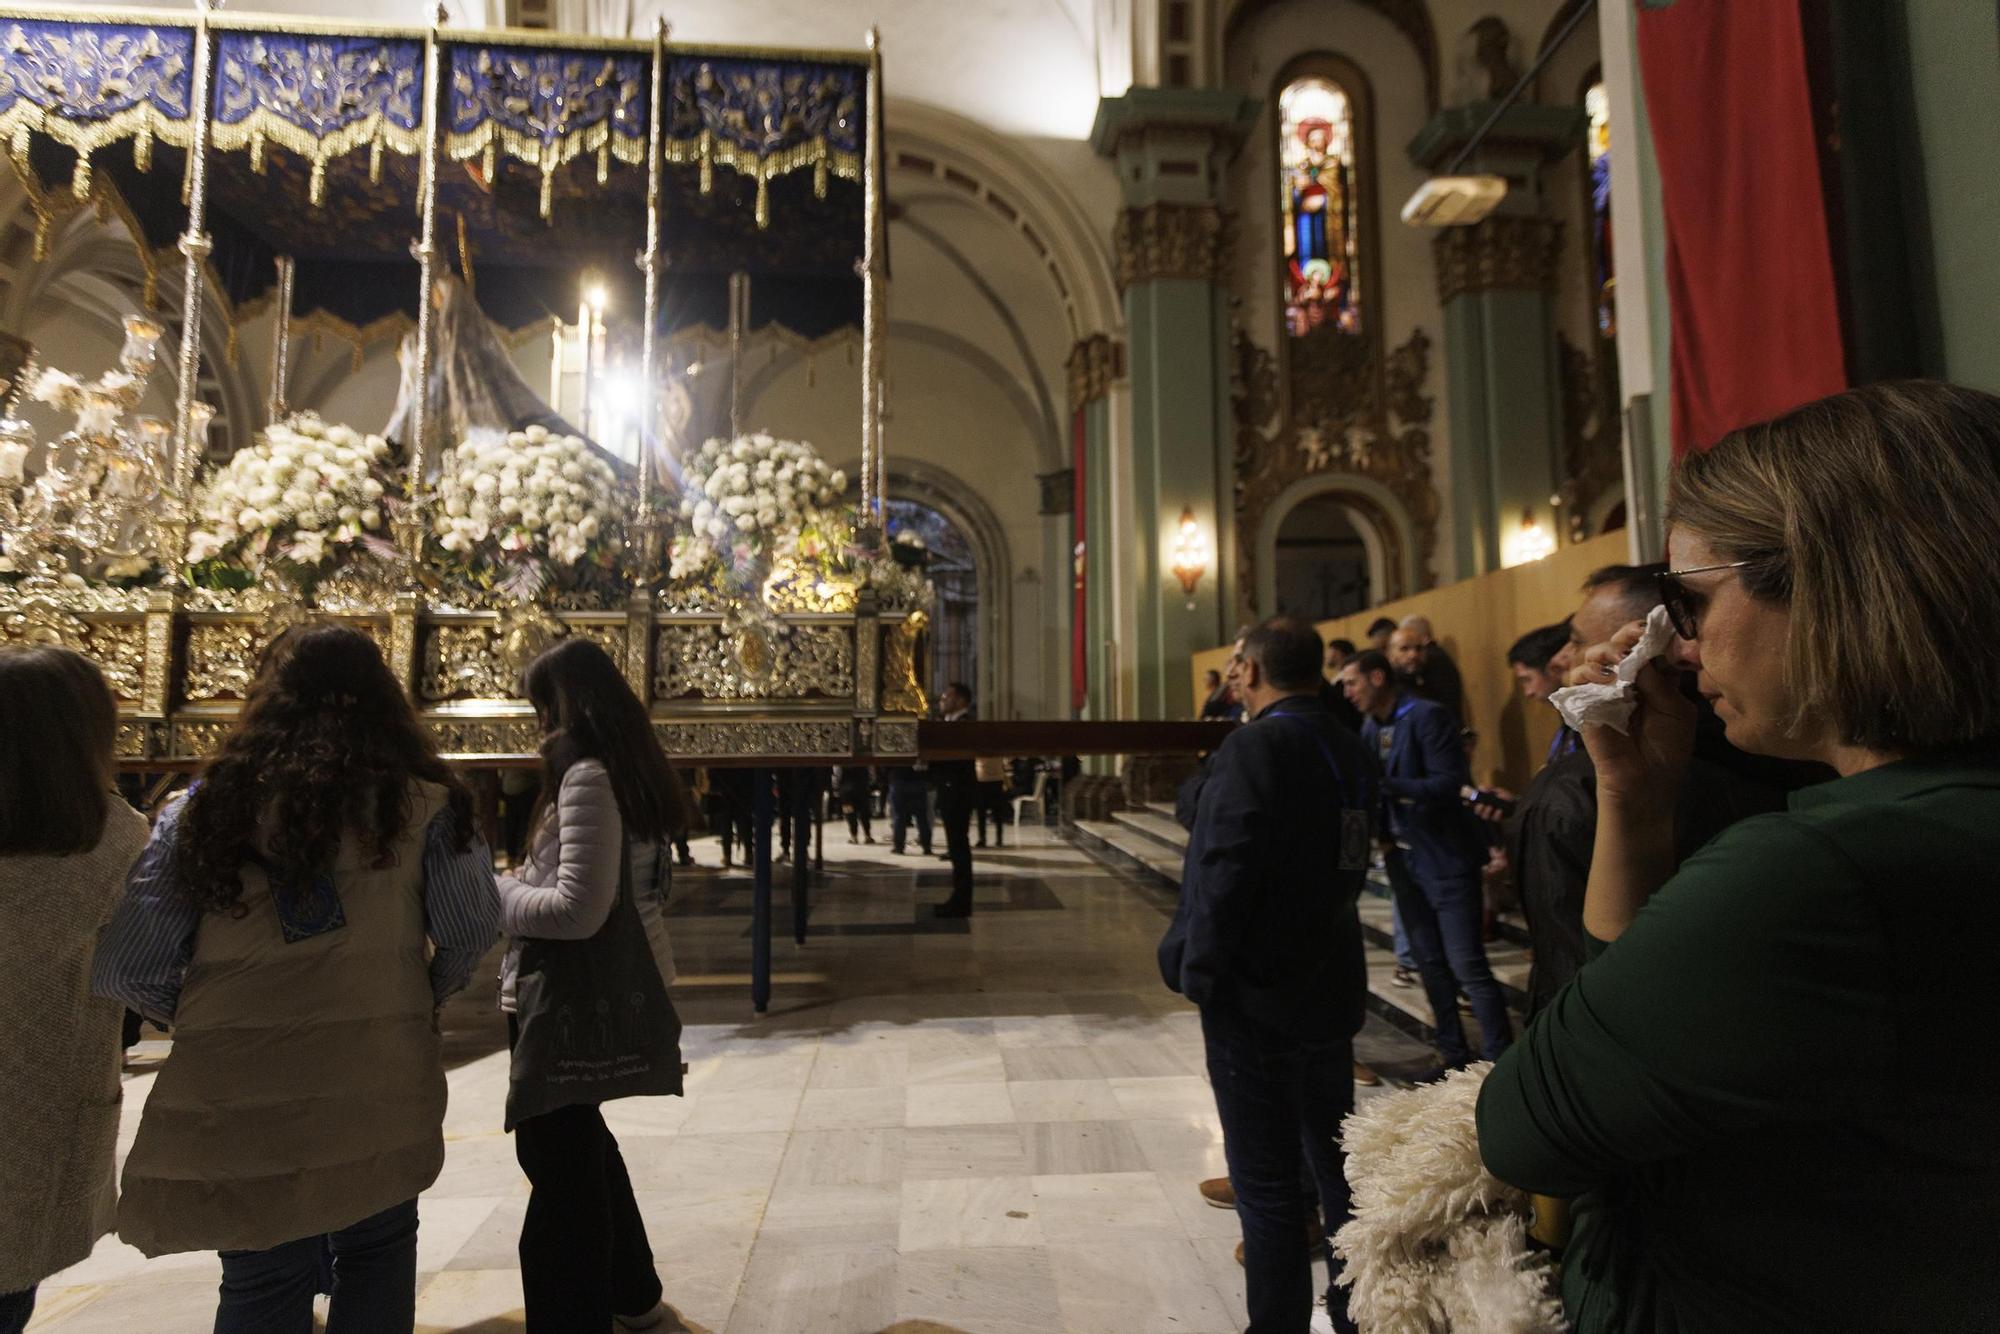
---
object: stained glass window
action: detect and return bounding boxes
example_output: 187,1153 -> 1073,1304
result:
1586,80 -> 1615,339
1278,77 -> 1360,338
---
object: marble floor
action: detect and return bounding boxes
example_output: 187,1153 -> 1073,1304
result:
29,821 -> 1425,1334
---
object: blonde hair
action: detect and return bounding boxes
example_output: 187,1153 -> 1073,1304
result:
1667,380 -> 2000,753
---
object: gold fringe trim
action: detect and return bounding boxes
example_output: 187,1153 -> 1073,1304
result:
663,134 -> 859,230
0,100 -> 196,201
445,119 -> 646,219
209,108 -> 422,207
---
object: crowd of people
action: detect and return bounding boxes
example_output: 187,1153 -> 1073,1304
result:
7,382 -> 2000,1334
1163,381 -> 2000,1331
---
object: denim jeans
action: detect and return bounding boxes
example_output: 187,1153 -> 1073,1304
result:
0,1286 -> 34,1334
214,1198 -> 418,1334
1390,898 -> 1416,970
1200,1002 -> 1359,1334
1386,851 -> 1513,1066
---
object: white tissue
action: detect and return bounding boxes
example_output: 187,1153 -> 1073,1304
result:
1548,603 -> 1678,735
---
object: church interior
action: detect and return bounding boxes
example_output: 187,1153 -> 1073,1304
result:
3,0 -> 1998,1330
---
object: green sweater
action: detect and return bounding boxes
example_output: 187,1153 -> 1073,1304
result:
1477,755 -> 2000,1333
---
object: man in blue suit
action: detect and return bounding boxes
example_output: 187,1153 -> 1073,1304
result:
1342,650 -> 1513,1069
1161,617 -> 1371,1334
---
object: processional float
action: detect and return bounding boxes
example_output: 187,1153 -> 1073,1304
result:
0,2 -> 920,771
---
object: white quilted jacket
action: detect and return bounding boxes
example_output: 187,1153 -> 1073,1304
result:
496,758 -> 676,1013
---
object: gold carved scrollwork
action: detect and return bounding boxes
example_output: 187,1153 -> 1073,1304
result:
871,719 -> 918,755
652,720 -> 852,759
171,721 -> 236,760
427,717 -> 543,757
1431,216 -> 1564,305
1065,334 -> 1125,411
419,607 -> 577,702
1233,324 -> 1442,620
184,621 -> 267,702
1113,203 -> 1232,291
653,623 -> 855,702
115,720 -> 152,759
0,608 -> 145,702
879,612 -> 928,716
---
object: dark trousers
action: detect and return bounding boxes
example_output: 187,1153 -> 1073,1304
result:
0,1287 -> 34,1334
512,1102 -> 662,1331
1200,1003 -> 1359,1334
890,784 -> 931,853
974,783 -> 1007,846
937,783 -> 975,910
1386,850 -> 1513,1066
844,806 -> 873,841
213,1198 -> 418,1334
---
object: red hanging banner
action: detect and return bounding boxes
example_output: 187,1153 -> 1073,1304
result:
1635,0 -> 1847,456
1071,408 -> 1088,717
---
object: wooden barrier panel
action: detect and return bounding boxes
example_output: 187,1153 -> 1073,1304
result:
1192,531 -> 1632,794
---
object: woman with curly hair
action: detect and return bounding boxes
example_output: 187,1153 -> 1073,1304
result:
93,625 -> 500,1332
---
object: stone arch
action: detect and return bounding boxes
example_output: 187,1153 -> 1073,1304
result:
1254,470 -> 1419,617
1216,0 -> 1439,111
881,460 -> 1017,719
887,100 -> 1123,339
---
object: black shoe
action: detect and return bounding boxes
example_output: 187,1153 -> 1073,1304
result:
932,900 -> 972,919
975,840 -> 988,849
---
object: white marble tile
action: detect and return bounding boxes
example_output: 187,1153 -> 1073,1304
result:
803,1039 -> 910,1090
416,1195 -> 508,1272
1128,1116 -> 1230,1177
898,1175 -> 1046,1252
1050,1236 -> 1240,1334
901,1124 -> 1035,1181
426,1132 -> 528,1198
1020,1120 -> 1151,1175
905,1081 -> 1017,1128
1006,1078 -> 1126,1123
601,1091 -> 699,1136
412,1268 -> 525,1332
679,1085 -> 804,1136
27,1275 -> 222,1331
1028,1171 -> 1183,1244
793,1084 -> 906,1131
723,1242 -> 898,1334
999,1044 -> 1105,1082
1107,1074 -> 1220,1121
771,1127 -> 906,1193
895,1245 -> 1063,1334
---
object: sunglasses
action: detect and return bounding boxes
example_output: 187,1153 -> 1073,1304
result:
1656,561 -> 1751,640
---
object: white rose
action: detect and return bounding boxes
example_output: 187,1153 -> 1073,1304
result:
247,484 -> 279,506
470,499 -> 491,522
333,447 -> 358,466
579,515 -> 600,540
339,505 -> 359,522
757,506 -> 778,527
360,478 -> 383,501
500,472 -> 522,497
730,441 -> 752,461
362,509 -> 381,530
301,451 -> 325,470
473,475 -> 498,496
296,509 -> 323,531
520,508 -> 543,530
500,496 -> 522,518
237,507 -> 263,529
445,495 -> 467,517
457,441 -> 479,460
560,462 -> 583,481
735,513 -> 756,531
279,488 -> 309,511
829,470 -> 846,490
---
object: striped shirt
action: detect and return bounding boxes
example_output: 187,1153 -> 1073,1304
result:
93,795 -> 501,1026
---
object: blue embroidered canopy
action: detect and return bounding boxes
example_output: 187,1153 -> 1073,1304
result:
1,9 -> 873,342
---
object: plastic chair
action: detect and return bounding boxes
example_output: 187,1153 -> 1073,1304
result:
1012,770 -> 1049,827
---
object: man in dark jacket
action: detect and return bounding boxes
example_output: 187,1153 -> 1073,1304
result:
1344,651 -> 1512,1069
930,682 -> 979,918
1160,617 -> 1371,1334
1510,565 -> 1801,1018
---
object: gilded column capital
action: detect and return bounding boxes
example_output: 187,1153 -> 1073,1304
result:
1432,215 -> 1564,304
1113,203 -> 1232,292
1065,334 -> 1126,410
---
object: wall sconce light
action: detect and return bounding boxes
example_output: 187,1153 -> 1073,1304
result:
1169,506 -> 1209,608
1501,508 -> 1556,568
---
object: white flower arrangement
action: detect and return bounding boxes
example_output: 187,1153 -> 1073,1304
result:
433,425 -> 622,575
186,412 -> 393,573
670,431 -> 849,582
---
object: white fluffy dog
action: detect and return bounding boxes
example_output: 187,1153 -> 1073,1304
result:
1332,1064 -> 1566,1333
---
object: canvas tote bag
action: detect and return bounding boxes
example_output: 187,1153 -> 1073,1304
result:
506,844 -> 684,1130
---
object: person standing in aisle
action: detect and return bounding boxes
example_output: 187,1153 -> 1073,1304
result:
497,638 -> 689,1332
887,764 -> 932,855
93,626 -> 500,1333
1342,650 -> 1513,1072
1161,617 -> 1371,1334
0,649 -> 152,1334
836,765 -> 876,844
931,683 -> 978,918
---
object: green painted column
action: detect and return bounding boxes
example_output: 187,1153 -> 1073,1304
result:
1410,104 -> 1581,579
1092,88 -> 1256,720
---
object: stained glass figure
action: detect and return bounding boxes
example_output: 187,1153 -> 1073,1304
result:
1278,77 -> 1360,338
1586,80 -> 1615,340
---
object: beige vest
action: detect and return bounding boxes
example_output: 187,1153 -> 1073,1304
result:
0,803 -> 149,1291
119,782 -> 451,1257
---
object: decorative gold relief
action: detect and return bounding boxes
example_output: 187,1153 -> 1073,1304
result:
854,612 -> 879,712
0,606 -> 144,701
184,621 -> 267,701
1065,334 -> 1125,411
172,720 -> 235,759
420,624 -> 512,701
1431,215 -> 1564,304
652,720 -> 852,759
114,719 -> 151,758
872,719 -> 918,755
427,716 -> 543,756
1113,203 -> 1231,289
654,623 -> 854,701
1233,323 -> 1442,619
879,612 -> 928,716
